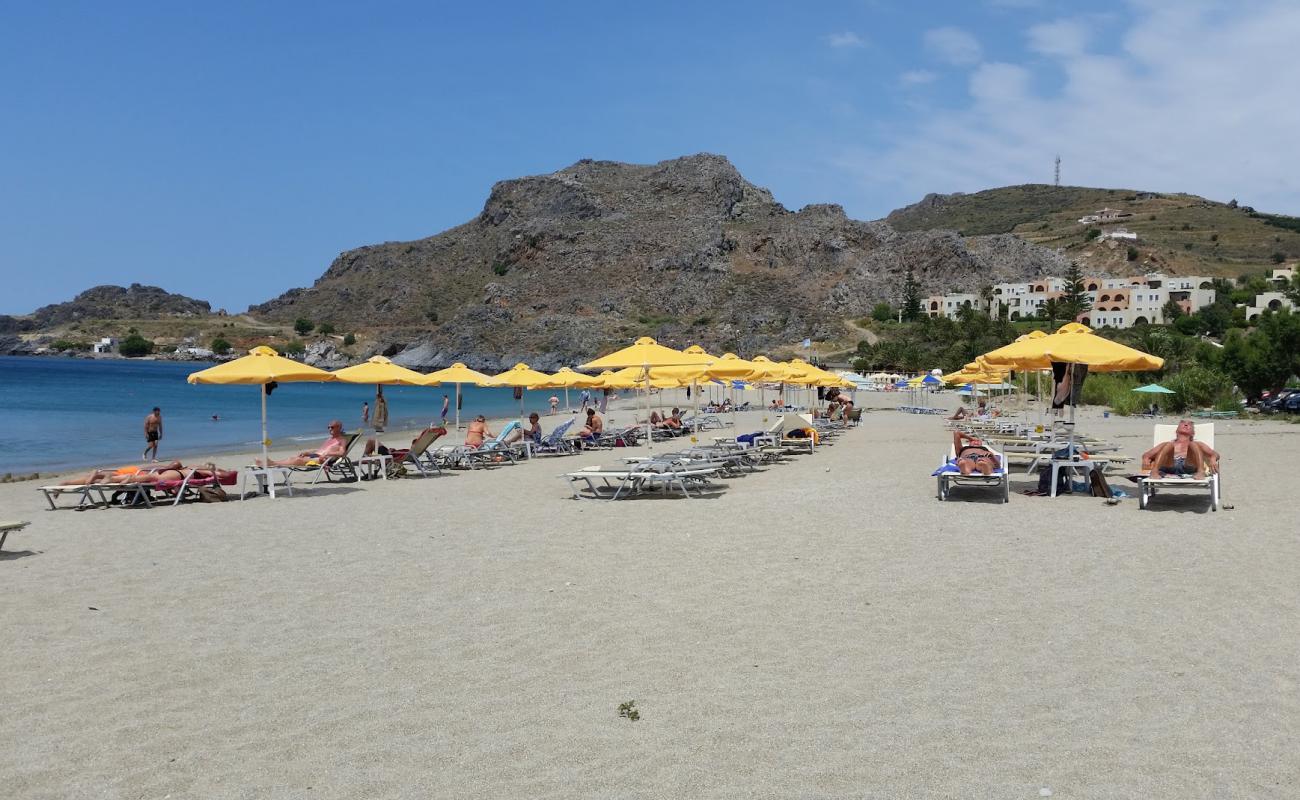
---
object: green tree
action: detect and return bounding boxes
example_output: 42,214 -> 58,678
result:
1126,245 -> 1140,261
1162,298 -> 1185,322
118,334 -> 154,357
1286,274 -> 1300,306
342,332 -> 356,347
294,318 -> 314,335
1037,298 -> 1062,327
871,302 -> 894,323
1272,252 -> 1287,264
1059,262 -> 1092,320
317,322 -> 335,336
282,339 -> 306,356
901,267 -> 923,322
210,337 -> 232,355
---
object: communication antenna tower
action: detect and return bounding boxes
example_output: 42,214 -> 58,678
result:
1054,154 -> 1061,187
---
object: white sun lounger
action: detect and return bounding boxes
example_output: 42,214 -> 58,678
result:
562,464 -> 722,500
39,482 -> 154,510
936,444 -> 1009,503
1137,423 -> 1221,511
1,520 -> 30,551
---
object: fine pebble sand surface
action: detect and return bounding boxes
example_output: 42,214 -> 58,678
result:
2,394 -> 1298,799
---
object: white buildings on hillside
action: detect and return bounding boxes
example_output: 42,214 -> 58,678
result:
926,272 -> 1217,329
1247,292 -> 1294,321
1078,208 -> 1131,225
1098,228 -> 1138,241
92,337 -> 117,354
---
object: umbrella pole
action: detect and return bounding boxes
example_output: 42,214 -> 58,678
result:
565,387 -> 570,413
455,383 -> 460,431
260,384 -> 269,467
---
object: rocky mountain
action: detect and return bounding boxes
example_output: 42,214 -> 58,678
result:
251,155 -> 1069,369
24,284 -> 212,327
888,185 -> 1300,278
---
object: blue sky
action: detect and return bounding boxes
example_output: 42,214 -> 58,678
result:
3,0 -> 1297,314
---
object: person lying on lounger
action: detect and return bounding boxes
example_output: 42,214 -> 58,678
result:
58,461 -> 183,485
947,399 -> 987,421
59,462 -> 235,486
257,420 -> 349,467
363,423 -> 447,458
953,431 -> 999,476
1139,418 -> 1220,479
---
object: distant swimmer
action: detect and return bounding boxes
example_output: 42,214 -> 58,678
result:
211,414 -> 220,422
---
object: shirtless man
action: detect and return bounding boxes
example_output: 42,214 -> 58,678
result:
257,420 -> 349,467
465,415 -> 492,448
580,408 -> 603,443
143,407 -> 163,461
1140,419 -> 1220,479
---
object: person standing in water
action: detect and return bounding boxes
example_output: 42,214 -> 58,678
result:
143,407 -> 163,461
373,387 -> 389,433
361,401 -> 370,427
441,394 -> 450,423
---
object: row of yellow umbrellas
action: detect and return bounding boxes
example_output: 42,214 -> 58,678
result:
187,337 -> 856,463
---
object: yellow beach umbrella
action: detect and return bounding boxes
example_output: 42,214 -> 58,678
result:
580,336 -> 713,370
580,338 -> 712,446
544,367 -> 603,389
421,362 -> 493,430
188,345 -> 337,468
591,369 -> 639,390
331,355 -> 427,386
611,366 -> 685,390
331,355 -> 429,433
981,322 -> 1164,372
486,362 -> 555,427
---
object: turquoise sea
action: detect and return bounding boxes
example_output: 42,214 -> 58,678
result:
0,356 -> 576,474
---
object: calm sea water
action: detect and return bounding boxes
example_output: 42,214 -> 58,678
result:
0,356 -> 578,474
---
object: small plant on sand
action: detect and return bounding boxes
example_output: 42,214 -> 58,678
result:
618,701 -> 640,721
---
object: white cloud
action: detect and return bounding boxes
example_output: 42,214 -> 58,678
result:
924,26 -> 983,65
1027,18 -> 1091,57
838,1 -> 1300,216
826,31 -> 866,49
899,69 -> 938,86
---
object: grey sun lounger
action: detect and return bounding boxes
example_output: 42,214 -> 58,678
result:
1,520 -> 31,551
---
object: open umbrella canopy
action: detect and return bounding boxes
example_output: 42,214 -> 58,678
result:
589,369 -> 638,389
543,367 -> 604,389
1133,383 -> 1177,394
607,366 -> 684,389
420,362 -> 491,386
682,344 -> 719,361
486,362 -> 554,388
981,322 -> 1165,372
187,345 -> 337,470
187,345 -> 337,385
580,336 -> 714,370
330,355 -> 428,385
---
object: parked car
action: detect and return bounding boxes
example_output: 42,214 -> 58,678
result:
1281,394 -> 1300,414
1261,388 -> 1300,413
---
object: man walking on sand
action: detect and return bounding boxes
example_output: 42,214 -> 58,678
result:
143,407 -> 163,461
441,394 -> 450,423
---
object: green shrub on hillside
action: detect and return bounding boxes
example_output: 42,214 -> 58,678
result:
282,339 -> 306,356
119,334 -> 155,357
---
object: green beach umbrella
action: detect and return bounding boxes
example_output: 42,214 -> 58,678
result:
1132,384 -> 1176,394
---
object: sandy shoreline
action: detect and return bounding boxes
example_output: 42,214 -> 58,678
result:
2,394 -> 1297,798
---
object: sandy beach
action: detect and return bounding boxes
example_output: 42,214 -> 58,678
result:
2,395 -> 1297,798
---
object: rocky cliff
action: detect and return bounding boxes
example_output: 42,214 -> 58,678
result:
27,284 -> 212,327
251,155 -> 1069,369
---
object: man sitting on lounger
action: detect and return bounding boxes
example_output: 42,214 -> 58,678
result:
257,420 -> 349,467
953,431 -> 999,476
579,408 -> 603,443
1139,419 -> 1220,479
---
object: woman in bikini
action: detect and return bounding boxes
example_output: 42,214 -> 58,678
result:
953,431 -> 998,476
